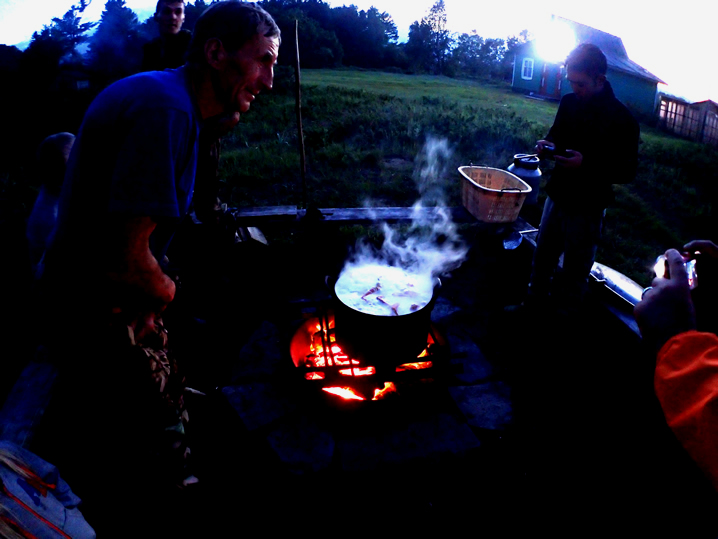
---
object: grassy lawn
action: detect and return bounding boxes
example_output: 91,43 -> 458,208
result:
302,68 -> 559,129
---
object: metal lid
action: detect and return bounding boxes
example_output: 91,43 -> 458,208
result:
512,154 -> 540,169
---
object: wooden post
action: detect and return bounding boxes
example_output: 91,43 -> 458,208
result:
294,20 -> 307,209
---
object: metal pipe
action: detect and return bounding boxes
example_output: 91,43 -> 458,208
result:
293,20 -> 307,210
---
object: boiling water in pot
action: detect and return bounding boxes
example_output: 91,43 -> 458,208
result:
334,263 -> 434,316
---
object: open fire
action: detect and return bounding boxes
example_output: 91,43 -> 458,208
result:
289,310 -> 445,402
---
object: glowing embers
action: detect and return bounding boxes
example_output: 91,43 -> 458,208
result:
322,387 -> 365,400
302,318 -> 363,377
322,382 -> 398,401
291,312 -> 437,402
396,361 -> 433,372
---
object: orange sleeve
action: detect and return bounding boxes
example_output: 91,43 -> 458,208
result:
655,330 -> 718,491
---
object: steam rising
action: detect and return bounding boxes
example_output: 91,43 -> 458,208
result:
342,136 -> 468,279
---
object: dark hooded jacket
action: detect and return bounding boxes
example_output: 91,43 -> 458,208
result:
141,29 -> 192,72
544,80 -> 640,212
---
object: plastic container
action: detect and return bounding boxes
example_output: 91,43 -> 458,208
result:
507,154 -> 542,205
458,166 -> 532,223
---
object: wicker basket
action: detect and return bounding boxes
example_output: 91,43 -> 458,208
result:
459,166 -> 532,223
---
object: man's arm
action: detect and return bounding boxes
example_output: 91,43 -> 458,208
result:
636,248 -> 718,489
105,215 -> 176,338
583,105 -> 639,184
604,110 -> 638,184
654,331 -> 718,491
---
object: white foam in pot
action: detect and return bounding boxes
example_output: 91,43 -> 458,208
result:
335,263 -> 434,316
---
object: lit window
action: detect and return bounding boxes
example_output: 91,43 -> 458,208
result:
521,58 -> 534,80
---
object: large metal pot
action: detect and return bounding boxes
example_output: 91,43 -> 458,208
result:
329,272 -> 441,366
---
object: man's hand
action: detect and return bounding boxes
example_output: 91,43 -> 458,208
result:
683,239 -> 718,335
684,239 -> 718,260
535,139 -> 553,156
554,149 -> 583,169
634,248 -> 697,354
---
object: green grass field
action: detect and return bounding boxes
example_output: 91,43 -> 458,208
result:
302,68 -> 559,129
221,68 -> 717,286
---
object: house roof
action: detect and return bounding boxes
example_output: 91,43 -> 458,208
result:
658,92 -> 692,105
522,16 -> 665,85
690,100 -> 718,112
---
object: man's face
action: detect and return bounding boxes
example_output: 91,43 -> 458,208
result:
156,1 -> 185,36
215,32 -> 280,115
566,69 -> 605,101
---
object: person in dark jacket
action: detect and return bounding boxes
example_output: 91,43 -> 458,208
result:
526,42 -> 640,310
141,0 -> 192,72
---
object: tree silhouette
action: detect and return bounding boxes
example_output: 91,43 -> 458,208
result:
267,5 -> 343,68
87,0 -> 143,86
23,1 -> 95,76
405,20 -> 434,73
501,30 -> 531,80
406,0 -> 451,74
260,0 -> 402,69
184,0 -> 213,32
427,0 -> 450,73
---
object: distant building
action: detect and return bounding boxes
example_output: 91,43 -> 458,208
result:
658,95 -> 718,147
511,16 -> 664,119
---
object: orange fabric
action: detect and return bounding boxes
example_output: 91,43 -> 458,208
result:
655,330 -> 718,491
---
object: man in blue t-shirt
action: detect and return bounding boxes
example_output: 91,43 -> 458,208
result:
41,1 -> 281,343
34,2 -> 281,531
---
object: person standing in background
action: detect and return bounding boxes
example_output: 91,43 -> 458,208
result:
526,43 -> 640,312
26,132 -> 75,277
141,0 -> 191,71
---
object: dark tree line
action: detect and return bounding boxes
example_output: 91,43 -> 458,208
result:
262,0 -> 529,78
1,0 -> 528,103
404,0 -> 529,79
0,0 -> 529,193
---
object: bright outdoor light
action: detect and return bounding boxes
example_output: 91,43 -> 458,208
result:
535,20 -> 576,64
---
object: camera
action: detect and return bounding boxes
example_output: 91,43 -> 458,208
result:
654,254 -> 698,289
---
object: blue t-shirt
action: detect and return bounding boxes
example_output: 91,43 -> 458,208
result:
50,67 -> 200,265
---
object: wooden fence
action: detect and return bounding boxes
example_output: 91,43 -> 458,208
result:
658,96 -> 718,147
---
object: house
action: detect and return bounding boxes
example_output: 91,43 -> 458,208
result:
658,94 -> 718,147
511,16 -> 664,118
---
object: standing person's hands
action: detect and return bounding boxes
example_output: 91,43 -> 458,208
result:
535,139 -> 553,155
634,248 -> 697,354
535,140 -> 582,168
554,149 -> 583,169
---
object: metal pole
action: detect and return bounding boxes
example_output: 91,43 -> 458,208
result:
294,20 -> 307,210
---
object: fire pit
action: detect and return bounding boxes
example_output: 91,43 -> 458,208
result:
289,302 -> 449,403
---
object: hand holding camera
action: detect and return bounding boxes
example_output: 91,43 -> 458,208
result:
535,140 -> 581,168
655,240 -> 718,290
636,240 -> 718,352
635,248 -> 697,353
655,253 -> 698,289
540,142 -> 571,159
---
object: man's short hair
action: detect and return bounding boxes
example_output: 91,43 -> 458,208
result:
186,1 -> 280,67
566,43 -> 607,79
155,0 -> 185,15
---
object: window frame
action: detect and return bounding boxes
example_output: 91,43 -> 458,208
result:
521,58 -> 534,80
